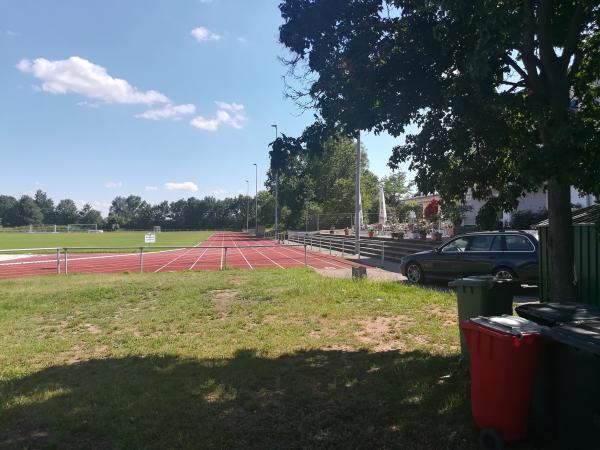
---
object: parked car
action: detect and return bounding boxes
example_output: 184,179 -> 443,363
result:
399,231 -> 539,284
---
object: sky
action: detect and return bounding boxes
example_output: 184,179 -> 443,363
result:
0,0 -> 411,216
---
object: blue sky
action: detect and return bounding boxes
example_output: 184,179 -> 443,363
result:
0,0 -> 410,215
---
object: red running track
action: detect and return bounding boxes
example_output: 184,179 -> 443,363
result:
0,232 -> 359,279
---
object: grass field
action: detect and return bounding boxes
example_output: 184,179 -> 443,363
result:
0,268 -> 481,449
0,231 -> 212,251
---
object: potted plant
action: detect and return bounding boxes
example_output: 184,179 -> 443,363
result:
432,230 -> 442,241
368,226 -> 375,238
344,227 -> 350,236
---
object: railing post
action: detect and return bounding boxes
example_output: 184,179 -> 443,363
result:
381,241 -> 385,267
223,247 -> 228,270
64,248 -> 68,275
139,247 -> 144,273
342,240 -> 345,257
56,248 -> 60,274
329,239 -> 332,255
304,244 -> 307,266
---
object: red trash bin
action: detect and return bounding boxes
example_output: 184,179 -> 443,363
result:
460,316 -> 546,449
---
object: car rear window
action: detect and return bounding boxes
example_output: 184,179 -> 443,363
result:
505,235 -> 535,251
468,235 -> 495,251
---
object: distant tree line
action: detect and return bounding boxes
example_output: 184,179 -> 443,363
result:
0,190 -> 270,231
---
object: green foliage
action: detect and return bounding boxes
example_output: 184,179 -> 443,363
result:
279,0 -> 598,297
475,201 -> 501,231
440,202 -> 473,228
509,209 -> 548,230
269,133 -> 390,228
16,195 -> 43,226
55,199 -> 79,225
381,172 -> 413,209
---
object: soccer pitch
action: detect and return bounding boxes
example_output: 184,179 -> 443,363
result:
0,231 -> 213,250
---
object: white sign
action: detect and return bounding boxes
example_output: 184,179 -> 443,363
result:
145,233 -> 156,244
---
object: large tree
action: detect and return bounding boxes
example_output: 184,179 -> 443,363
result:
54,199 -> 79,225
279,0 -> 599,300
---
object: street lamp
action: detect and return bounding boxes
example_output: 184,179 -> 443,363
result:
271,124 -> 279,240
253,163 -> 258,235
245,179 -> 249,232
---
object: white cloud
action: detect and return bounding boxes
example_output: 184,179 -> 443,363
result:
190,101 -> 247,132
191,27 -> 221,42
17,56 -> 169,105
165,182 -> 198,192
190,115 -> 220,131
145,186 -> 159,191
105,181 -> 123,188
136,103 -> 196,121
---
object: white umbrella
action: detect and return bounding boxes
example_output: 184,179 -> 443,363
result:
378,187 -> 387,225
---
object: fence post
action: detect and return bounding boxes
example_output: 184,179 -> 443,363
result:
139,247 -> 144,273
64,248 -> 68,275
342,240 -> 345,257
304,244 -> 307,266
381,241 -> 385,267
223,247 -> 228,270
329,239 -> 332,255
56,248 -> 60,274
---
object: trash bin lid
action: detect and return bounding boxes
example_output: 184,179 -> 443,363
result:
545,321 -> 600,356
516,302 -> 600,327
470,315 -> 543,336
449,275 -> 519,288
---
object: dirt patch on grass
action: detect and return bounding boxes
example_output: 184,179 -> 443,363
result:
209,289 -> 238,312
354,316 -> 410,351
84,324 -> 102,334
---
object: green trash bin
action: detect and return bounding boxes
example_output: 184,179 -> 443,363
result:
545,321 -> 600,450
449,276 -> 518,358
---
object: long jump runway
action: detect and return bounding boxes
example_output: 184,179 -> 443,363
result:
0,232 -> 359,279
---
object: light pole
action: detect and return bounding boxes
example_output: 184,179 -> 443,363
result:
355,132 -> 361,256
253,163 -> 258,235
245,179 -> 249,231
271,124 -> 279,240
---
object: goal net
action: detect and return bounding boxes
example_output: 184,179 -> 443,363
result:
67,224 -> 98,232
26,224 -> 61,234
153,226 -> 161,233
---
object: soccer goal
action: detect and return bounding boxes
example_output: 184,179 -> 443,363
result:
27,224 -> 60,233
153,226 -> 161,233
67,223 -> 99,233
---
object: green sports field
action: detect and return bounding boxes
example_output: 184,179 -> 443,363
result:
0,231 -> 213,251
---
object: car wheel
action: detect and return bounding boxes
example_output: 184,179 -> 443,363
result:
493,267 -> 516,280
406,262 -> 424,284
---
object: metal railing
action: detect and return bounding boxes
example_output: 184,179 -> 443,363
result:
0,243 -> 310,277
284,232 -> 441,267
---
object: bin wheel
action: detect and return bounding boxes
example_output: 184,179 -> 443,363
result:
478,428 -> 503,450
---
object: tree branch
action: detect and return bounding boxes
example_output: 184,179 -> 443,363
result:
562,2 -> 585,70
503,54 -> 529,83
538,0 -> 559,84
522,0 -> 542,93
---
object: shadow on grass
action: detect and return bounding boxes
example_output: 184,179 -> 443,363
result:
0,349 -> 477,449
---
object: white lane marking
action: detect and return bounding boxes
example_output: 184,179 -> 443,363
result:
153,241 -> 205,273
237,247 -> 253,269
189,247 -> 211,270
248,247 -> 284,269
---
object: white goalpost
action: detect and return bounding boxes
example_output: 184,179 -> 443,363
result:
67,224 -> 99,233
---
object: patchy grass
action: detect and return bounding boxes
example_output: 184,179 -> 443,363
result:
0,269 -> 477,449
0,231 -> 212,252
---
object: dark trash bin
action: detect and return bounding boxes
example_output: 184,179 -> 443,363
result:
460,316 -> 546,449
545,321 -> 600,450
449,276 -> 518,358
516,302 -> 600,327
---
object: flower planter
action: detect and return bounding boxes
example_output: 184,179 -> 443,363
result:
419,231 -> 427,240
368,230 -> 375,238
433,231 -> 442,241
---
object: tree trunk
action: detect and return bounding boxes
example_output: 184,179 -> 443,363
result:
546,178 -> 577,302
